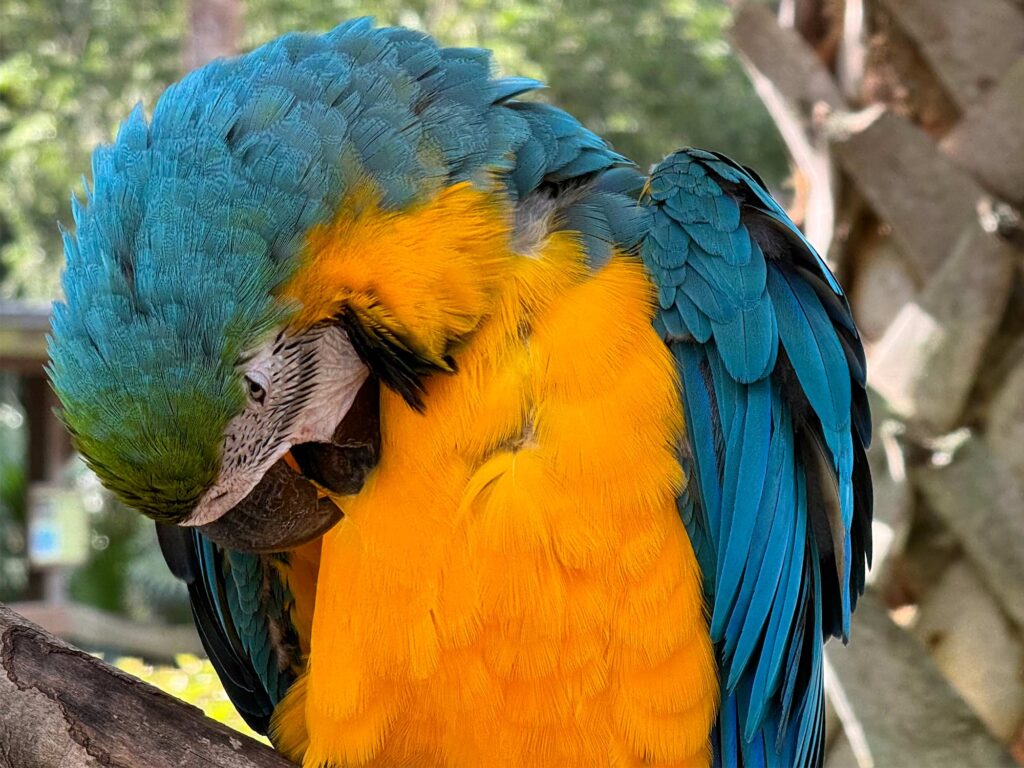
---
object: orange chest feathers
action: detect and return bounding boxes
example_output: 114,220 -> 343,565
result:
272,187 -> 717,768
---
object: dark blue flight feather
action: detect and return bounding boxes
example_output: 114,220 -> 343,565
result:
156,524 -> 299,734
640,148 -> 872,768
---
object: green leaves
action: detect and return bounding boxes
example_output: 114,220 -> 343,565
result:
2,0 -> 785,299
0,0 -> 184,299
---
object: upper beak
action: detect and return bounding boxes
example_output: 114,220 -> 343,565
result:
194,377 -> 381,553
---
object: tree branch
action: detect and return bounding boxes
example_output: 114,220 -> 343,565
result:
0,603 -> 294,768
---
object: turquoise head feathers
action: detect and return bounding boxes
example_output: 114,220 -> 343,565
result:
48,18 -> 629,522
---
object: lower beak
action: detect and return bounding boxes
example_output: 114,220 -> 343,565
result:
289,377 -> 380,495
197,458 -> 342,553
196,378 -> 381,553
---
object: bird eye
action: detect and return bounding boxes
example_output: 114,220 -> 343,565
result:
244,373 -> 268,405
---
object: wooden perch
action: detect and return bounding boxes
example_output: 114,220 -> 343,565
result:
0,603 -> 294,768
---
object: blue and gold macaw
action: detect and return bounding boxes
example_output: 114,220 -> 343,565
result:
48,19 -> 871,768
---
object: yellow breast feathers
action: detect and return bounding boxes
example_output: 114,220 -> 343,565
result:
272,184 -> 717,768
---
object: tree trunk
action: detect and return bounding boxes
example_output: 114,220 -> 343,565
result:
0,603 -> 294,768
731,1 -> 1024,765
184,0 -> 242,72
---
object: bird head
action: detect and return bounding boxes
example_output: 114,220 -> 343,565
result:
47,20 -> 549,551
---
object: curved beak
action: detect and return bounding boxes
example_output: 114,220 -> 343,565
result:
196,458 -> 343,553
194,378 -> 381,553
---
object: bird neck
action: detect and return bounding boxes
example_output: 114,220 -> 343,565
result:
281,182 -> 515,370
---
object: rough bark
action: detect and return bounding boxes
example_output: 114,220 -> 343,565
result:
0,603 -> 294,768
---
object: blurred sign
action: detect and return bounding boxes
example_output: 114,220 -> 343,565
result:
27,483 -> 89,567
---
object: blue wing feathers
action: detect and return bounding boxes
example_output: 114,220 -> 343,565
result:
677,292 -> 714,343
725,402 -> 794,682
712,379 -> 772,637
156,525 -> 275,732
676,346 -> 723,583
641,148 -> 871,768
490,76 -> 545,103
710,300 -> 777,383
594,165 -> 646,195
768,268 -> 851,435
156,524 -> 300,735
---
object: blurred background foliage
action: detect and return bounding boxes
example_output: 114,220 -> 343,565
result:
0,1 -> 184,299
113,654 -> 266,741
0,374 -> 27,601
0,0 -> 785,302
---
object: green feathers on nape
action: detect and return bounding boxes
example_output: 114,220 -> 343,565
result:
49,106 -> 288,519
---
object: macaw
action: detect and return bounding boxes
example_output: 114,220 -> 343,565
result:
48,18 -> 871,768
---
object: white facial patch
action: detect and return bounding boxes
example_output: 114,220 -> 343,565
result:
183,324 -> 369,526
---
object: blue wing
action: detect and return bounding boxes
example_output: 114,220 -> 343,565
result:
156,524 -> 304,734
640,149 -> 872,768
